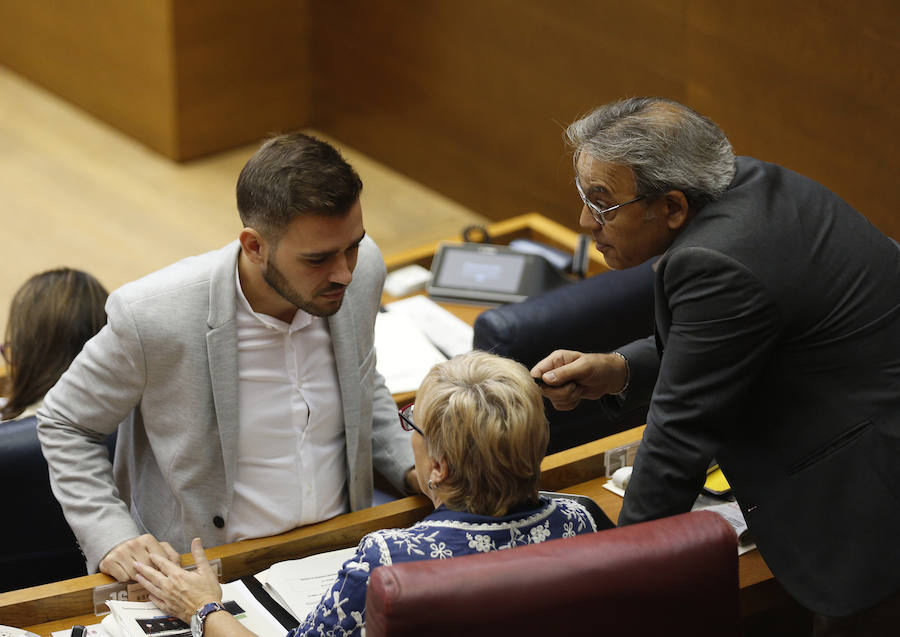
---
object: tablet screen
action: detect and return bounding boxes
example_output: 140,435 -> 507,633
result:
434,249 -> 527,293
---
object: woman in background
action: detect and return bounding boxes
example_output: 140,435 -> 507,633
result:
1,267 -> 107,421
136,350 -> 603,637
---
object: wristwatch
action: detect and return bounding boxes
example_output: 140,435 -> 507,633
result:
190,601 -> 227,637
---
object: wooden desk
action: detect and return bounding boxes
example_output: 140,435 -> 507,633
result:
1,425 -> 631,632
382,212 -> 608,406
382,212 -> 608,277
0,426 -> 784,635
0,215 -> 786,631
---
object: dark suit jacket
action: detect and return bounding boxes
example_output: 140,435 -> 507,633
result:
614,156 -> 900,616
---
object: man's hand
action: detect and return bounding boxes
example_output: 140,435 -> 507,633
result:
135,538 -> 222,623
99,534 -> 181,582
531,350 -> 628,411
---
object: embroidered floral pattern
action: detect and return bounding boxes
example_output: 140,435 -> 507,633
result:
556,498 -> 596,533
289,497 -> 597,637
429,541 -> 452,559
466,533 -> 495,553
529,521 -> 551,543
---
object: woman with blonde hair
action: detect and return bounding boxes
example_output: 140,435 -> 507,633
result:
136,351 -> 605,637
2,268 -> 107,421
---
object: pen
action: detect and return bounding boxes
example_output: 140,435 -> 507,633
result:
532,375 -> 546,387
71,625 -> 86,637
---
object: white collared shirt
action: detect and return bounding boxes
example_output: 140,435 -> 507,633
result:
227,266 -> 348,541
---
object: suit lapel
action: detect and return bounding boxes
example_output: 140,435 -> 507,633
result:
207,242 -> 241,498
328,296 -> 360,479
653,261 -> 670,355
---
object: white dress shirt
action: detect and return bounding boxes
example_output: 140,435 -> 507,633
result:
227,266 -> 348,541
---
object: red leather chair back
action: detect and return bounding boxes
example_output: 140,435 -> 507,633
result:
365,510 -> 739,637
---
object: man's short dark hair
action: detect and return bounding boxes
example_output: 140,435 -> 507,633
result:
236,133 -> 363,239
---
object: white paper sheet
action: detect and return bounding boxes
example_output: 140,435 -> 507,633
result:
384,295 -> 474,358
256,546 -> 357,621
374,310 -> 446,394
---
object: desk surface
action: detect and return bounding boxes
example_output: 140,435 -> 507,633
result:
1,426 -> 779,635
382,212 -> 608,407
0,215 -> 783,632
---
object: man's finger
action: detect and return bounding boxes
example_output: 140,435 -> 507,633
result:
160,541 -> 180,564
100,557 -> 130,582
147,551 -> 180,576
543,383 -> 584,411
538,359 -> 582,386
531,349 -> 579,377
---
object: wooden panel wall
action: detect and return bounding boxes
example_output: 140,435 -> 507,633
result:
0,1 -> 177,155
2,1 -> 896,236
0,0 -> 312,160
311,0 -> 900,239
170,1 -> 312,159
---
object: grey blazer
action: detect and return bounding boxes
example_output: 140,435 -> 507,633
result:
37,239 -> 414,571
614,157 -> 900,616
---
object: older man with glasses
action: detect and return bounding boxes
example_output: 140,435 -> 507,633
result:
533,97 -> 900,634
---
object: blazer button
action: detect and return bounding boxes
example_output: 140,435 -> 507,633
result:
213,515 -> 225,528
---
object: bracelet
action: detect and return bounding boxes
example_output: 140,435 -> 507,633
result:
611,352 -> 630,396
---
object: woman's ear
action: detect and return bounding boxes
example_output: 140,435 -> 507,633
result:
431,456 -> 449,484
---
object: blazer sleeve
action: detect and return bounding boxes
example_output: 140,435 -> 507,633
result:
370,363 -> 415,491
601,334 -> 659,415
618,247 -> 781,525
352,238 -> 415,493
37,291 -> 147,569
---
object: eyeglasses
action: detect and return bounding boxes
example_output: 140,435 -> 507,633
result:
399,403 -> 424,436
575,177 -> 646,226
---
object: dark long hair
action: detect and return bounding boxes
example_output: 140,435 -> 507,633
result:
2,268 -> 108,421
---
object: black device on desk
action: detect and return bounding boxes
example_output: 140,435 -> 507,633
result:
427,242 -> 572,304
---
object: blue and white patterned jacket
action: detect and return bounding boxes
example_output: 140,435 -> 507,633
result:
288,496 -> 599,636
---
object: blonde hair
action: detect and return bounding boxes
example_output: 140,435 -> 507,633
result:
416,351 -> 548,516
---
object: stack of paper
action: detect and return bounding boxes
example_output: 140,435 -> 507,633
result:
98,545 -> 358,637
374,311 -> 446,394
104,581 -> 287,637
104,601 -> 189,637
384,296 -> 474,358
374,296 -> 475,394
254,546 -> 357,620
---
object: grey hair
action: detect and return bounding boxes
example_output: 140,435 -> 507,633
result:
566,97 -> 736,210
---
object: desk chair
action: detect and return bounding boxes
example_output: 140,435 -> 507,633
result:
365,510 -> 739,637
0,416 -> 116,592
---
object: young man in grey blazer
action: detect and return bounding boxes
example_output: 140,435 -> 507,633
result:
533,98 -> 900,632
37,133 -> 418,582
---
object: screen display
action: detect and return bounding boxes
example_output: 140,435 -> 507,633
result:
434,249 -> 526,293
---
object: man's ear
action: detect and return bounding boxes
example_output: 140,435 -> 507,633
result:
239,228 -> 267,265
663,190 -> 691,230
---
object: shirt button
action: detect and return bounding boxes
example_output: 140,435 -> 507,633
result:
213,515 -> 225,528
